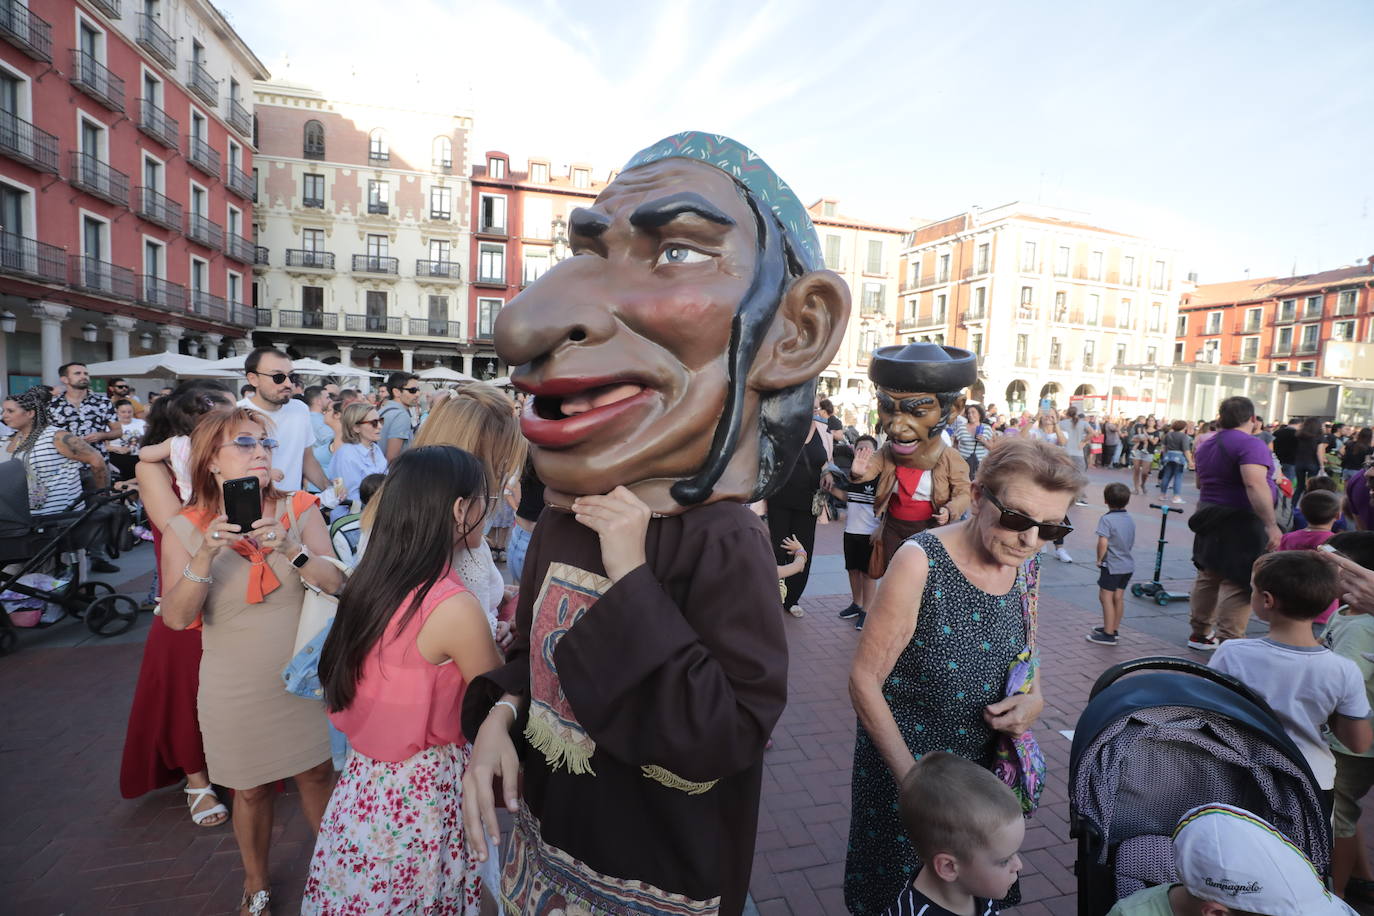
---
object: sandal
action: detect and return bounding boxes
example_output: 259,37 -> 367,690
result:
239,888 -> 270,916
786,605 -> 806,618
185,784 -> 228,827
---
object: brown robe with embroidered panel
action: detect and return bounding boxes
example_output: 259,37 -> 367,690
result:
461,500 -> 787,916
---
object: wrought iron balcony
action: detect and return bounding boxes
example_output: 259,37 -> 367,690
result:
254,246 -> 269,266
254,307 -> 273,327
959,308 -> 987,324
87,0 -> 120,18
70,50 -> 125,112
428,208 -> 451,221
0,230 -> 65,283
0,111 -> 58,173
302,196 -> 324,209
1296,340 -> 1320,355
478,221 -> 506,236
285,249 -> 334,270
366,201 -> 390,215
345,313 -> 401,334
225,163 -> 253,200
190,289 -> 226,321
186,135 -> 220,177
279,309 -> 337,330
69,255 -> 135,300
408,318 -> 464,338
137,97 -> 178,148
225,234 -> 255,264
69,151 -> 129,206
185,213 -> 224,250
136,186 -> 182,230
136,14 -> 174,68
0,0 -> 52,61
352,254 -> 398,275
227,97 -> 251,137
228,302 -> 254,327
474,271 -> 506,286
188,60 -> 218,106
138,275 -> 186,312
415,260 -> 460,280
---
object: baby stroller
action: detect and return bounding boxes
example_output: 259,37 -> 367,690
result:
0,461 -> 141,655
1069,656 -> 1330,916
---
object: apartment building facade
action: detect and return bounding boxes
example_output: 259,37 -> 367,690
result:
1176,259 -> 1374,379
807,198 -> 908,409
0,0 -> 267,394
897,203 -> 1185,416
250,81 -> 476,376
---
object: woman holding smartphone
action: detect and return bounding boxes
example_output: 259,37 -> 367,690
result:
160,407 -> 344,916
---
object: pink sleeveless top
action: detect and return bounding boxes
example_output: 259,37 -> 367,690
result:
329,571 -> 472,763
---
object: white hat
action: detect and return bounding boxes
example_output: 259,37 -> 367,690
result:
1172,803 -> 1356,916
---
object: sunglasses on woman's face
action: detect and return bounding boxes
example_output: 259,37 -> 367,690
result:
982,489 -> 1073,541
219,435 -> 279,452
355,418 -> 382,428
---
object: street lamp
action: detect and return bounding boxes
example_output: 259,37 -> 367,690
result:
81,323 -> 98,343
139,332 -> 154,349
371,355 -> 381,368
0,311 -> 15,333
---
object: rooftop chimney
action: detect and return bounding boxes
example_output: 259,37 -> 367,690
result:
1367,254 -> 1374,273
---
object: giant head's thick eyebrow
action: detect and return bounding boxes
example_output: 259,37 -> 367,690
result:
569,207 -> 611,238
628,192 -> 736,232
902,397 -> 937,411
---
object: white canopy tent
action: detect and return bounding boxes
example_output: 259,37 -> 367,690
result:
203,355 -> 382,380
83,352 -> 238,379
488,375 -> 514,388
417,366 -> 476,384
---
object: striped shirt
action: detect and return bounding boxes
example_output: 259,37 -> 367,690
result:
881,884 -> 999,916
20,426 -> 85,515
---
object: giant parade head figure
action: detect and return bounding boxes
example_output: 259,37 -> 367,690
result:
495,132 -> 851,514
868,342 -> 978,469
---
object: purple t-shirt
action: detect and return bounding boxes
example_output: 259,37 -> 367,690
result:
1348,472 -> 1374,531
1194,428 -> 1276,509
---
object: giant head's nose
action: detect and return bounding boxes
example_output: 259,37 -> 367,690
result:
494,266 -> 618,368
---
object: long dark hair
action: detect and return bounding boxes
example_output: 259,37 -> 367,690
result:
319,445 -> 489,712
141,380 -> 233,448
1298,417 -> 1323,440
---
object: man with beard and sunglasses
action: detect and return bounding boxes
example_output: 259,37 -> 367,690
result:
237,348 -> 333,495
847,436 -> 1084,914
378,371 -> 421,463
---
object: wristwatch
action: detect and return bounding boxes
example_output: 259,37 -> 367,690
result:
290,544 -> 310,568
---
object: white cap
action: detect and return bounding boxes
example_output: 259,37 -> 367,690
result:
1173,803 -> 1356,916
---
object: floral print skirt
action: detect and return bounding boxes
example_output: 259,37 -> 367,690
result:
302,742 -> 482,915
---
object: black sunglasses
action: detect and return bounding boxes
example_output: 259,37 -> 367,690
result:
250,370 -> 291,385
401,386 -> 421,394
982,489 -> 1073,541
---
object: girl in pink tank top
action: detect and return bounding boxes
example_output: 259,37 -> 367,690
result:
304,446 -> 504,915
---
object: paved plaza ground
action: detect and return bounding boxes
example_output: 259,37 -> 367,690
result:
2,465 -> 1370,915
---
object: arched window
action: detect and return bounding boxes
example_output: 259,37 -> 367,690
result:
432,136 -> 452,170
303,120 -> 324,159
368,129 -> 388,162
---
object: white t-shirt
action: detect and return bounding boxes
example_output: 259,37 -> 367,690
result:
1210,637 -> 1371,788
238,396 -> 311,491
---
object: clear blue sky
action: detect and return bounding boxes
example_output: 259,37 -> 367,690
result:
224,0 -> 1374,283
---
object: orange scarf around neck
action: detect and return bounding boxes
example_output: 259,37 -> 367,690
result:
182,491 -> 317,604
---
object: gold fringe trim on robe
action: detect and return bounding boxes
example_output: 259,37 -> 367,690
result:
525,706 -> 597,776
641,765 -> 718,795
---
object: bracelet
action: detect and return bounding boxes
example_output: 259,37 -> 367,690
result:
181,564 -> 213,584
492,699 -> 520,722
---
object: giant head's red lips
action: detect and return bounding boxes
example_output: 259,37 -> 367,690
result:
516,374 -> 656,448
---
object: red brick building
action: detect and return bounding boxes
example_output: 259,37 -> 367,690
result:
0,0 -> 267,394
467,152 -> 609,376
1176,258 -> 1374,377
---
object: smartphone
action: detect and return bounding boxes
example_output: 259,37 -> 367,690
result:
222,476 -> 261,534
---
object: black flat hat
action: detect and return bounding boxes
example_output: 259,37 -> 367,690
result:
868,343 -> 978,392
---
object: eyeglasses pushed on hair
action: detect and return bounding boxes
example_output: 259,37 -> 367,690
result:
983,489 -> 1073,541
218,435 -> 279,452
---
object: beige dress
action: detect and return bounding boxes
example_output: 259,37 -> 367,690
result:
168,499 -> 330,789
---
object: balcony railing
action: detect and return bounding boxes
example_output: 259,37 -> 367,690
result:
302,196 -> 324,209
190,289 -> 226,321
366,201 -> 390,215
368,149 -> 389,163
227,302 -> 254,327
429,208 -> 451,221
87,0 -> 120,18
478,222 -> 507,235
415,259 -> 460,280
279,309 -> 338,330
959,308 -> 987,323
138,275 -> 186,312
408,318 -> 464,338
1241,321 -> 1262,334
474,272 -> 506,286
0,230 -> 65,283
1270,344 -> 1293,357
69,151 -> 129,206
185,213 -> 224,250
68,255 -> 134,300
70,50 -> 124,112
352,254 -> 398,275
188,60 -> 218,106
0,0 -> 52,61
1237,351 -> 1260,364
285,249 -> 334,270
898,314 -> 949,332
136,186 -> 182,230
254,307 -> 273,327
0,111 -> 58,173
254,246 -> 269,266
227,97 -> 251,137
225,163 -> 254,200
136,13 -> 174,68
186,135 -> 220,177
137,97 -> 178,148
225,234 -> 255,264
345,313 -> 401,334
1013,307 -> 1040,321
1296,340 -> 1320,355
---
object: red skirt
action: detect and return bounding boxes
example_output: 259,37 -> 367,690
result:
118,530 -> 207,797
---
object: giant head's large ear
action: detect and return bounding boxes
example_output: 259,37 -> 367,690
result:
748,269 -> 851,391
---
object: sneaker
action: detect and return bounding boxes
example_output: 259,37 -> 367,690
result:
786,605 -> 806,618
854,611 -> 866,631
1055,547 -> 1073,563
1075,498 -> 1089,507
838,603 -> 863,620
1171,496 -> 1185,504
90,558 -> 120,574
1086,630 -> 1118,646
1187,635 -> 1220,652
